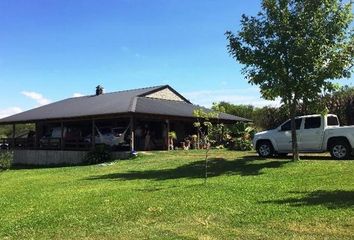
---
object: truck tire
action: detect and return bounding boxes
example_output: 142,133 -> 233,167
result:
256,141 -> 274,158
329,140 -> 350,160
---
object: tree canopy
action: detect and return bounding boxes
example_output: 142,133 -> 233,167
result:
226,0 -> 354,160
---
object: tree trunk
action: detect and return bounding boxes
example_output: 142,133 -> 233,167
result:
290,101 -> 300,161
205,148 -> 209,184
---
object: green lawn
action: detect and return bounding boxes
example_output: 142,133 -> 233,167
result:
0,150 -> 353,239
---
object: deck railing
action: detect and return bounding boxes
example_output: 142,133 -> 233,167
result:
0,138 -> 91,151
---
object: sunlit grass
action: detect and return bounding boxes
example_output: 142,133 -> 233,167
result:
0,150 -> 353,239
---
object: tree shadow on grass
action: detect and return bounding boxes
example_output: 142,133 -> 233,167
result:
85,156 -> 291,181
272,154 -> 354,161
135,184 -> 199,192
261,190 -> 354,209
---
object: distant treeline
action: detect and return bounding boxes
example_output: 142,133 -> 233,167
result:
0,124 -> 35,138
0,86 -> 353,136
213,86 -> 354,130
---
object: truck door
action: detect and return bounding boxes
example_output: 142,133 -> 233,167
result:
275,118 -> 302,152
299,116 -> 323,151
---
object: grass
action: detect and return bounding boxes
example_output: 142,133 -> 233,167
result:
0,150 -> 353,239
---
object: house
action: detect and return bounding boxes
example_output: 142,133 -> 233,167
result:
0,85 -> 249,165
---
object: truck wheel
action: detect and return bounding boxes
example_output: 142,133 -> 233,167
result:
330,140 -> 350,160
256,141 -> 274,158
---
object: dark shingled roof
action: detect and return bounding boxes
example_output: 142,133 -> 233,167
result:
134,97 -> 246,121
0,85 -> 250,124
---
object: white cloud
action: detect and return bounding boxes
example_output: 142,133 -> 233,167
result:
183,88 -> 281,108
0,107 -> 23,119
72,93 -> 85,98
21,91 -> 51,106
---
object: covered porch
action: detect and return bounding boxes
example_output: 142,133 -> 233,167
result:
0,85 -> 249,165
0,113 -> 219,152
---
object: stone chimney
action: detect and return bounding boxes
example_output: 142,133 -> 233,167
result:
96,85 -> 104,95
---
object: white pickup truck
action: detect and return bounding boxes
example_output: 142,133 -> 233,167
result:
253,114 -> 354,159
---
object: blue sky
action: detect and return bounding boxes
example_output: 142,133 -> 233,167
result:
0,0 -> 353,118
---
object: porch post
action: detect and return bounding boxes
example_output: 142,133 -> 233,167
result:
91,119 -> 95,150
221,124 -> 225,145
197,131 -> 200,150
166,119 -> 170,151
130,116 -> 135,152
12,124 -> 15,150
60,121 -> 64,150
34,122 -> 38,149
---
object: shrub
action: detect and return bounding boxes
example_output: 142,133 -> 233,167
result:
228,138 -> 253,151
208,123 -> 226,146
84,145 -> 112,164
223,122 -> 255,151
0,151 -> 13,170
236,138 -> 253,151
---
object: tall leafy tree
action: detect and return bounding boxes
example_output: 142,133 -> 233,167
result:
226,0 -> 354,160
212,102 -> 255,120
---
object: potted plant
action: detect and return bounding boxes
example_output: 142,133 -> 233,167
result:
191,134 -> 198,149
168,131 -> 177,150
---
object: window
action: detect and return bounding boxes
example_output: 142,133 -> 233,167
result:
327,116 -> 339,126
280,118 -> 302,131
304,117 -> 321,129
